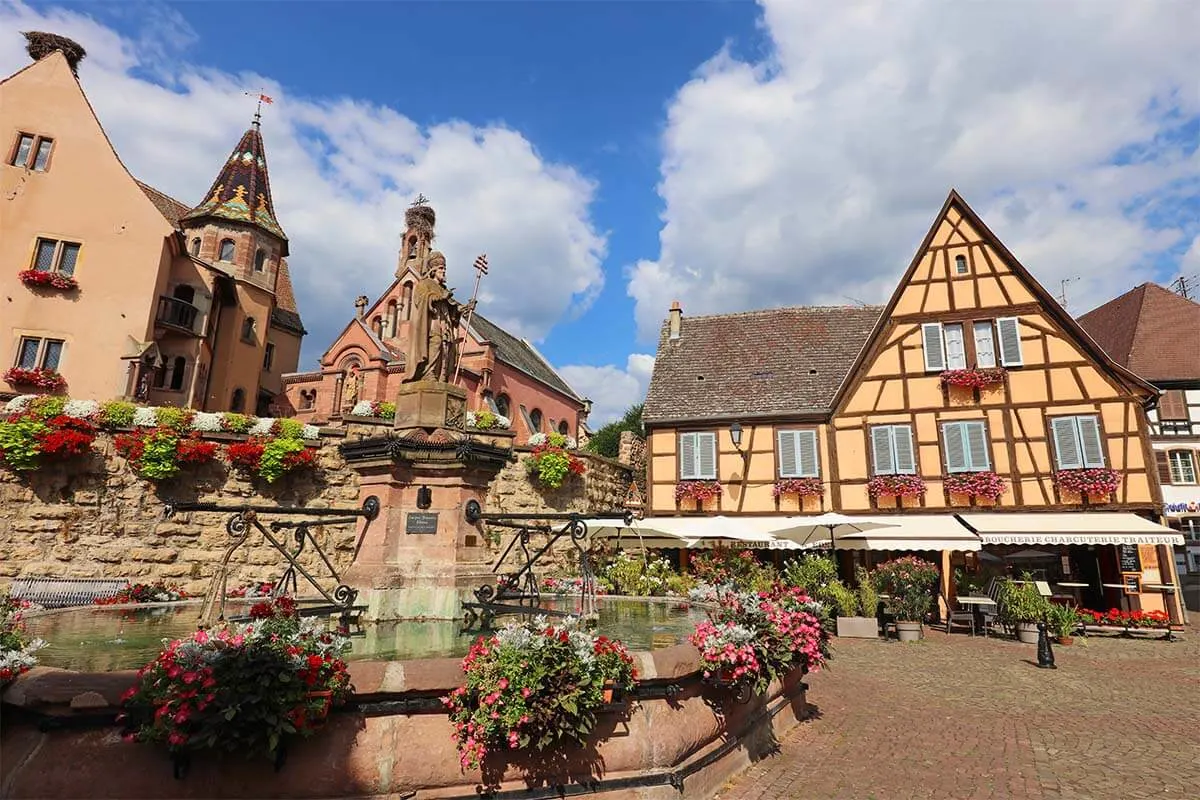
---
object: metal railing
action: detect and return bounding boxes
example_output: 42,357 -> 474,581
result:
155,295 -> 199,333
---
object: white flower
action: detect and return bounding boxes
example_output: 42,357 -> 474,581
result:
248,417 -> 275,435
63,399 -> 100,419
529,433 -> 548,446
566,437 -> 578,450
301,424 -> 320,440
132,406 -> 159,427
4,395 -> 38,412
191,412 -> 224,432
466,410 -> 478,427
496,415 -> 511,429
351,401 -> 374,417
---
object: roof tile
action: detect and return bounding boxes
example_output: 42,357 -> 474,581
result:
1077,283 -> 1200,382
470,314 -> 581,402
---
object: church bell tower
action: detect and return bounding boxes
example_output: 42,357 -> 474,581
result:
396,194 -> 436,278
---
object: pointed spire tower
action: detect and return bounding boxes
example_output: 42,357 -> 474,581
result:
183,110 -> 289,270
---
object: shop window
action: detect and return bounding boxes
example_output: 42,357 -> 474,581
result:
870,425 -> 917,475
777,429 -> 820,477
679,432 -> 717,480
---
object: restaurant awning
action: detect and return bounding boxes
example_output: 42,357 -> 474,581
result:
578,516 -> 792,550
957,512 -> 1185,546
833,515 -> 981,552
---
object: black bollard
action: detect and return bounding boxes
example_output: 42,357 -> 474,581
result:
1036,621 -> 1057,669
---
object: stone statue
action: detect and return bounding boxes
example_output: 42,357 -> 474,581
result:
403,251 -> 475,384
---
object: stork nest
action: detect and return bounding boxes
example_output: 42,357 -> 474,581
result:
405,204 -> 436,233
23,31 -> 87,74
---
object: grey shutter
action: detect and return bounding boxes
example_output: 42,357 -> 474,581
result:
871,427 -> 895,475
965,421 -> 990,471
893,426 -> 917,474
797,431 -> 820,477
1050,418 -> 1082,469
996,317 -> 1023,366
942,422 -> 968,473
1077,416 -> 1104,468
777,430 -> 799,477
697,432 -> 717,479
922,323 -> 946,371
679,434 -> 697,479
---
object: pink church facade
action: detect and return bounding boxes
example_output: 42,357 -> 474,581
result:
280,201 -> 588,444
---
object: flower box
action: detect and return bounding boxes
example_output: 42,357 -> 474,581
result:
939,368 -> 1006,390
772,478 -> 824,498
18,269 -> 78,291
867,474 -> 926,501
675,480 -> 722,510
943,471 -> 1007,502
3,367 -> 66,392
1053,468 -> 1120,498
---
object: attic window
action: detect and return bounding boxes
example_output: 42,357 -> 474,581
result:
955,254 -> 968,275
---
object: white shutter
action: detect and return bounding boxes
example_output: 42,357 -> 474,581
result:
871,427 -> 895,475
1050,418 -> 1082,470
893,426 -> 917,474
777,430 -> 799,477
922,323 -> 946,371
942,422 -> 968,473
697,432 -> 717,479
1077,416 -> 1104,468
943,323 -> 967,369
973,321 -> 996,368
797,431 -> 820,478
996,317 -> 1023,366
965,421 -> 991,471
679,434 -> 698,479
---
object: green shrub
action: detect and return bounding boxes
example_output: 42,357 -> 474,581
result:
781,553 -> 839,598
100,400 -> 136,429
29,395 -> 66,419
259,437 -> 306,483
854,565 -> 879,617
221,413 -> 253,434
272,418 -> 305,440
153,406 -> 194,432
825,580 -> 858,617
0,416 -> 48,471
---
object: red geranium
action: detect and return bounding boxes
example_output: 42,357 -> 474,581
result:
18,269 -> 78,291
175,434 -> 219,465
225,439 -> 266,470
3,367 -> 66,392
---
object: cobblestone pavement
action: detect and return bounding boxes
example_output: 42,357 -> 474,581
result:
717,623 -> 1200,800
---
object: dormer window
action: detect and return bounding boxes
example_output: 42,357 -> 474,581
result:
218,239 -> 236,262
254,248 -> 267,272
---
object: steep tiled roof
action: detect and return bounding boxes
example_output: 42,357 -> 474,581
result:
183,124 -> 287,245
470,314 -> 581,402
136,180 -> 190,228
643,305 -> 883,423
1077,283 -> 1200,382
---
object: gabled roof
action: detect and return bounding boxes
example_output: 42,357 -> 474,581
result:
643,305 -> 882,424
183,123 -> 288,246
135,180 -> 190,227
1077,283 -> 1200,383
470,314 -> 582,403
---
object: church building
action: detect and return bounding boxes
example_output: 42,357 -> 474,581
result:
281,199 -> 588,444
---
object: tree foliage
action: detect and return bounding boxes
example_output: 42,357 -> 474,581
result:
586,403 -> 643,459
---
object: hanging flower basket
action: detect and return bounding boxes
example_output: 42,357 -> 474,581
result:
3,367 -> 66,392
867,474 -> 927,500
939,368 -> 1006,389
1053,468 -> 1120,497
772,477 -> 824,498
18,270 -> 78,291
943,471 -> 1007,501
675,480 -> 722,504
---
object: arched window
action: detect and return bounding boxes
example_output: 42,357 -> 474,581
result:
495,393 -> 511,418
387,300 -> 398,338
402,283 -> 414,321
218,239 -> 235,262
231,388 -> 245,412
300,390 -> 315,410
173,284 -> 195,305
557,420 -> 570,436
241,317 -> 256,342
529,408 -> 543,433
254,248 -> 267,272
190,237 -> 201,256
954,254 -> 968,275
169,356 -> 187,391
407,236 -> 418,260
371,316 -> 383,338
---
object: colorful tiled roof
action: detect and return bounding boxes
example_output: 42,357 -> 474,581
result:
470,314 -> 582,402
643,305 -> 883,424
183,124 -> 287,244
1077,283 -> 1200,383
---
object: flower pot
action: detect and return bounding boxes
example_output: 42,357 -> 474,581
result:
1015,622 -> 1040,645
836,616 -> 879,639
1056,636 -> 1074,646
601,681 -> 616,703
306,690 -> 333,724
895,621 -> 922,642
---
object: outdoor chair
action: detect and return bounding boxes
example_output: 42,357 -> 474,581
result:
943,592 -> 977,636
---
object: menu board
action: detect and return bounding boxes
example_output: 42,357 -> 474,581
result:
1122,573 -> 1141,596
1118,544 -> 1141,573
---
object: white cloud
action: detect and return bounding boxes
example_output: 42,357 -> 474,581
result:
630,0 -> 1200,337
0,1 -> 606,365
559,354 -> 655,426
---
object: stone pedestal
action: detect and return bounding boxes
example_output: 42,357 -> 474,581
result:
341,381 -> 514,621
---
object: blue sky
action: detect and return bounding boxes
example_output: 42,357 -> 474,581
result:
2,1 -> 1198,423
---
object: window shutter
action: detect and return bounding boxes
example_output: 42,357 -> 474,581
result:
1050,418 -> 1082,470
943,323 -> 967,369
973,321 -> 997,368
922,323 -> 946,371
942,422 -> 968,473
965,421 -> 990,471
1160,390 -> 1187,421
996,317 -> 1023,366
697,432 -> 717,479
679,434 -> 697,480
777,430 -> 799,477
893,426 -> 917,474
1156,451 -> 1173,485
871,427 -> 895,475
797,431 -> 820,477
1077,416 -> 1104,468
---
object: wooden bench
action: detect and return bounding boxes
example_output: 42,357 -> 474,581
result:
8,576 -> 129,609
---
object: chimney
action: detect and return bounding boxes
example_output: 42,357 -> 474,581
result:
668,300 -> 683,340
354,295 -> 369,319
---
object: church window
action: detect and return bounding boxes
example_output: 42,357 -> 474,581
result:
557,420 -> 570,436
402,283 -> 414,321
529,408 -> 544,433
218,239 -> 236,262
495,393 -> 511,418
387,300 -> 398,338
372,316 -> 384,338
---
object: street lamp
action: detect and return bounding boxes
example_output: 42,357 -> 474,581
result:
729,421 -> 744,451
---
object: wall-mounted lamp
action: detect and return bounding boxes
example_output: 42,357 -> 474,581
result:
416,485 -> 432,510
729,421 -> 744,453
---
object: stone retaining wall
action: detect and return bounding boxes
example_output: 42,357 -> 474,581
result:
0,425 -> 632,595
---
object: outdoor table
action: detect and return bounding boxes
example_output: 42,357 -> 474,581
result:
1058,582 -> 1088,604
955,596 -> 996,633
1101,583 -> 1131,614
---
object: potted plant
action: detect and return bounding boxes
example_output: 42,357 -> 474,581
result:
997,578 -> 1051,644
874,557 -> 939,642
1047,603 -> 1080,645
827,567 -> 880,639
